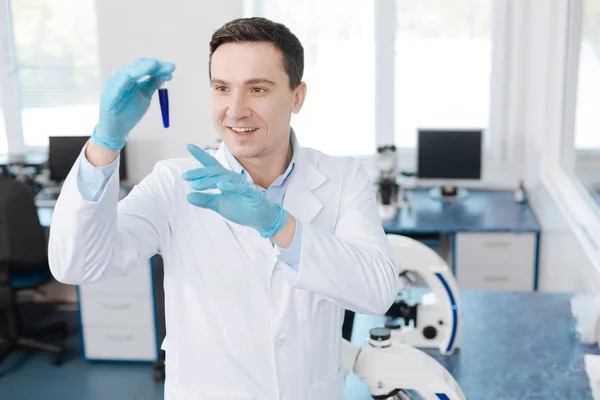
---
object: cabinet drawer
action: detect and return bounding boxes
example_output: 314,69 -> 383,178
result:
83,326 -> 157,361
456,263 -> 534,291
455,233 -> 536,267
78,263 -> 153,296
79,294 -> 155,328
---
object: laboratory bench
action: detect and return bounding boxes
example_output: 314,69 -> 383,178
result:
384,188 -> 541,292
0,151 -> 47,172
345,289 -> 597,400
386,187 -> 539,234
0,151 -> 47,166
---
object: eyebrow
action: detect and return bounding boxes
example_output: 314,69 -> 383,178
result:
210,78 -> 277,86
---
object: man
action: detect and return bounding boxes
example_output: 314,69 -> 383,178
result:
48,17 -> 398,400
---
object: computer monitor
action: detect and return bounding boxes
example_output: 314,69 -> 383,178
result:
48,136 -> 127,182
417,128 -> 483,198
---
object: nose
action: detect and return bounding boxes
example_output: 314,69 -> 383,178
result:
225,91 -> 251,119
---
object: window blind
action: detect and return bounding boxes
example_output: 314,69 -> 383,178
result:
9,0 -> 101,147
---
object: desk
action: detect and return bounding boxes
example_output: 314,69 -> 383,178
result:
0,152 -> 48,179
0,152 -> 47,166
345,289 -> 598,399
345,290 -> 599,400
384,189 -> 542,292
383,188 -> 539,234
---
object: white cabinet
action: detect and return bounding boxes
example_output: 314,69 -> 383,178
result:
77,262 -> 158,361
455,232 -> 537,291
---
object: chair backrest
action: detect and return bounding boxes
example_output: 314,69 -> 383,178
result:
0,179 -> 48,268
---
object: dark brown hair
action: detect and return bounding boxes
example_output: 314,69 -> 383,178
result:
209,17 -> 304,89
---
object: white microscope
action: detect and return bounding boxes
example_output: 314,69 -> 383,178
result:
340,234 -> 466,399
343,331 -> 466,400
376,145 -> 401,220
383,234 -> 461,355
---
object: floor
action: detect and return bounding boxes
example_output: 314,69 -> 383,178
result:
0,346 -> 165,399
0,283 -> 167,400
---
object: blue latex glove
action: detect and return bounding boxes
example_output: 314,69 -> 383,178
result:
92,58 -> 175,151
182,144 -> 289,238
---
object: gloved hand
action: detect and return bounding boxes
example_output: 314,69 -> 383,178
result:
92,58 -> 175,151
182,144 -> 289,238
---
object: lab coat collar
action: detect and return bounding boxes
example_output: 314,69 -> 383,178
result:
221,127 -> 299,184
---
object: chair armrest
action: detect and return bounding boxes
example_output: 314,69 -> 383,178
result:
0,261 -> 10,312
0,261 -> 8,285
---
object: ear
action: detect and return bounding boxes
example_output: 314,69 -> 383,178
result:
291,82 -> 307,114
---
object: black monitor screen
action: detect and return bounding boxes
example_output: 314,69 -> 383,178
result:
417,129 -> 482,180
48,136 -> 127,182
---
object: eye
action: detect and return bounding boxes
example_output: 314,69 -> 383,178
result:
251,87 -> 266,93
215,86 -> 228,92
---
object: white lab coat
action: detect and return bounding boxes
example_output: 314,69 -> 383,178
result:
48,140 -> 399,400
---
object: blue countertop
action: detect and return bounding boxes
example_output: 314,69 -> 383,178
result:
0,151 -> 47,166
344,290 -> 598,399
382,189 -> 541,235
38,189 -> 541,235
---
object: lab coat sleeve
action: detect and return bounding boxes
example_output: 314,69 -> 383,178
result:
282,162 -> 399,315
77,144 -> 119,201
48,155 -> 173,285
275,219 -> 303,271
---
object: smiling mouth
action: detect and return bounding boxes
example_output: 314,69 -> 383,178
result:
228,127 -> 259,136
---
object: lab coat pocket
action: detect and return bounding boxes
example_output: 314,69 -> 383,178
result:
166,381 -> 254,400
308,365 -> 344,399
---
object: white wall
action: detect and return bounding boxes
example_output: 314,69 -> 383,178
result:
533,184 -> 600,294
511,0 -> 600,293
94,0 -> 244,182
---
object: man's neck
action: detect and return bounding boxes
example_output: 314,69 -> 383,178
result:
238,141 -> 293,189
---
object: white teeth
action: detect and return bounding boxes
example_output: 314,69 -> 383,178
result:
231,127 -> 258,134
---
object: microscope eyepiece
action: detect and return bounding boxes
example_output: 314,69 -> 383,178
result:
369,327 -> 391,341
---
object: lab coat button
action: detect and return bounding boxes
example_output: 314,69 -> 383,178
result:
275,337 -> 285,346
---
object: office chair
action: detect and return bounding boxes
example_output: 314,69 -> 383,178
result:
0,179 -> 67,365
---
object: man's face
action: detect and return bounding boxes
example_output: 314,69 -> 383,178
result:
210,42 -> 306,160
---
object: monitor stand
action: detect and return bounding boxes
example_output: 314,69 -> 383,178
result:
428,185 -> 469,201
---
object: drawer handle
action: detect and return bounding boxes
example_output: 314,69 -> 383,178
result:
101,302 -> 131,311
106,334 -> 133,342
483,276 -> 510,282
482,241 -> 511,248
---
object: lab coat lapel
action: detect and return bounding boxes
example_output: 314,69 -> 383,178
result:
283,148 -> 327,224
213,144 -> 229,169
269,149 -> 327,323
